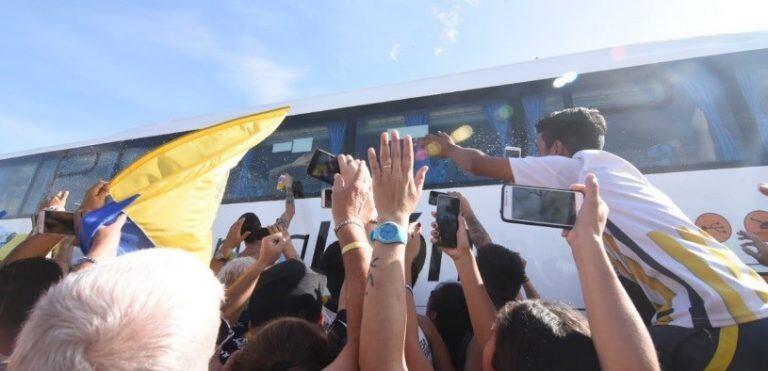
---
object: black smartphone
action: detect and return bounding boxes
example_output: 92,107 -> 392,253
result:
501,184 -> 577,229
408,212 -> 422,224
436,194 -> 460,248
428,191 -> 448,206
36,210 -> 75,235
504,146 -> 522,158
321,188 -> 332,209
306,149 -> 340,185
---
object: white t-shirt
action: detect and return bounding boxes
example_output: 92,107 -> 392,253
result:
509,150 -> 768,328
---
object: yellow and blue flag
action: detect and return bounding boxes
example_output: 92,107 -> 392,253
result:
104,106 -> 290,263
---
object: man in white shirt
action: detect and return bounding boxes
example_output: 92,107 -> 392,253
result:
422,107 -> 768,370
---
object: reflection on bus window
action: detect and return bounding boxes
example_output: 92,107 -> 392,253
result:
223,120 -> 342,202
20,154 -> 60,216
569,62 -> 744,170
520,92 -> 565,156
117,134 -> 179,171
354,102 -> 523,187
50,149 -> 119,209
0,157 -> 39,216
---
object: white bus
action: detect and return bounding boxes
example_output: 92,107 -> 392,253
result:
1,32 -> 767,309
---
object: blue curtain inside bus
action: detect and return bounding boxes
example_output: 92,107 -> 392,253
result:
674,71 -> 741,161
734,68 -> 768,151
483,101 -> 512,150
522,94 -> 544,156
327,121 -> 347,155
232,150 -> 257,199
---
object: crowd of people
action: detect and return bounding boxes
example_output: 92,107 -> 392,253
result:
1,107 -> 767,370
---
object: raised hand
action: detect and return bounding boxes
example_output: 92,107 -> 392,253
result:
367,131 -> 428,226
222,218 -> 251,254
564,173 -> 609,247
332,154 -> 376,228
81,180 -> 110,213
420,131 -> 456,158
447,191 -> 473,216
405,222 -> 423,266
257,232 -> 286,267
85,213 -> 128,265
44,190 -> 69,211
431,215 -> 472,261
738,230 -> 768,266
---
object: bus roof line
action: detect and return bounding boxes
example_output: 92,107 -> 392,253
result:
2,30 -> 768,161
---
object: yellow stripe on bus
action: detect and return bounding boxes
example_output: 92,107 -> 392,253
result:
649,231 -> 757,323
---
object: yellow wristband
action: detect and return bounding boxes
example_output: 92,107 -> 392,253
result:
341,242 -> 368,255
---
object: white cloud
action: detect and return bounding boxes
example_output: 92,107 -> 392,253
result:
389,43 -> 401,61
435,9 -> 461,44
464,0 -> 479,5
0,114 -> 78,156
434,47 -> 444,56
225,54 -> 302,103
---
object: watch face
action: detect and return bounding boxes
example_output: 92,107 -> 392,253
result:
380,224 -> 398,240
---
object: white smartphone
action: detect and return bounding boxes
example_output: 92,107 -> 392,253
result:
504,146 -> 522,158
320,188 -> 332,209
501,184 -> 577,229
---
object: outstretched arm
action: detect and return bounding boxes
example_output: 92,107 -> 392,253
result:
448,192 -> 492,248
278,174 -> 296,228
421,132 -> 513,182
431,216 -> 496,350
565,174 -> 659,371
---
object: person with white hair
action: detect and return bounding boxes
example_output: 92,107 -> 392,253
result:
8,246 -> 224,371
217,256 -> 257,287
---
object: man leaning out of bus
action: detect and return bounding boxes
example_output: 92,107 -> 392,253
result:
421,107 -> 768,370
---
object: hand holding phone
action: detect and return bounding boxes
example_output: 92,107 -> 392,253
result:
36,210 -> 76,235
436,194 -> 460,248
501,185 -> 577,229
320,188 -> 332,208
306,149 -> 340,185
505,146 -> 522,158
428,191 -> 448,206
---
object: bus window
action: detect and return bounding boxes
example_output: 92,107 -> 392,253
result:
519,89 -> 565,156
0,156 -> 40,216
354,102 -> 518,188
117,134 -> 180,171
49,148 -> 119,208
223,119 -> 342,202
568,63 -> 744,171
714,49 -> 768,160
20,154 -> 61,216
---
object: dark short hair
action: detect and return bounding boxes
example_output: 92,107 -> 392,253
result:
427,282 -> 472,370
536,107 -> 607,155
476,244 -> 526,308
239,213 -> 262,244
492,300 -> 599,371
0,258 -> 63,333
231,317 -> 332,371
247,260 -> 326,328
317,242 -> 343,311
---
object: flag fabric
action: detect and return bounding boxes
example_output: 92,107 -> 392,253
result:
107,106 -> 290,263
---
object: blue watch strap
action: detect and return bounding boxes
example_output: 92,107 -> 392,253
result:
371,222 -> 408,245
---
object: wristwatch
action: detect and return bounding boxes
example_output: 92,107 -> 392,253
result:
370,222 -> 408,245
214,249 -> 233,262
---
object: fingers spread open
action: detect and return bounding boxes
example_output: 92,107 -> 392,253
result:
742,246 -> 759,259
368,148 -> 380,180
390,130 -> 402,175
414,166 -> 429,192
380,132 -> 391,174
403,135 -> 414,176
338,154 -> 350,176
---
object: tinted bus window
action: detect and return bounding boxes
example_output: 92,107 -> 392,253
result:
568,62 -> 745,171
117,134 -> 181,171
354,101 -> 517,188
714,49 -> 768,161
223,119 -> 342,202
20,153 -> 60,216
0,157 -> 40,216
49,147 -> 119,208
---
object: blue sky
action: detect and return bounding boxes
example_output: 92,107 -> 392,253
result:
1,0 -> 766,155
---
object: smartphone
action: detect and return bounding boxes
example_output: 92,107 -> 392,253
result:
428,191 -> 448,206
321,188 -> 332,209
501,184 -> 577,229
408,212 -> 422,224
505,146 -> 522,158
306,149 -> 340,185
436,194 -> 460,248
36,210 -> 75,235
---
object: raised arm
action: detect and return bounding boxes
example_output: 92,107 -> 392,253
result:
210,218 -> 251,274
448,192 -> 492,248
565,174 -> 659,371
220,233 -> 283,323
404,223 -> 434,371
277,173 -> 296,228
421,132 -> 513,182
361,131 -> 428,371
431,216 -> 496,349
324,154 -> 375,371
